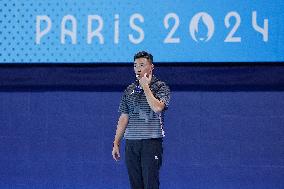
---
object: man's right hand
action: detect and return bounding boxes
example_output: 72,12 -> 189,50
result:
112,143 -> 120,161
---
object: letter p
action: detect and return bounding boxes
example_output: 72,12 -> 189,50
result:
36,15 -> 52,44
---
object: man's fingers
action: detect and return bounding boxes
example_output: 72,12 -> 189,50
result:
115,152 -> 120,161
143,72 -> 152,80
117,151 -> 120,158
113,153 -> 118,161
112,149 -> 120,161
148,72 -> 152,81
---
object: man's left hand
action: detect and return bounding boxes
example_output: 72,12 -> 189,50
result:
139,73 -> 152,88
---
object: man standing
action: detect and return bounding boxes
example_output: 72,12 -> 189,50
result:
112,51 -> 170,189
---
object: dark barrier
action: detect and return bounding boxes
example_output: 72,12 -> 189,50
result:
0,63 -> 284,91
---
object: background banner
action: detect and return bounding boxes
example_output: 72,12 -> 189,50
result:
0,0 -> 283,63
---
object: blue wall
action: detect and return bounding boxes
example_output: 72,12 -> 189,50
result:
0,91 -> 283,188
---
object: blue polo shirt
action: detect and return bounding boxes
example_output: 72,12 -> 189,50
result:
118,75 -> 170,140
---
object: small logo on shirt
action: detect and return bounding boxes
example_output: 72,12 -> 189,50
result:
131,86 -> 142,95
155,156 -> 159,160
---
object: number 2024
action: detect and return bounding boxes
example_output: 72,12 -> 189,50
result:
163,11 -> 268,43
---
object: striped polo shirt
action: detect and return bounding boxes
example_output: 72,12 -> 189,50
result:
118,75 -> 170,140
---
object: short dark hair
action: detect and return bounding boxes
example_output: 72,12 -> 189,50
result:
134,51 -> 153,64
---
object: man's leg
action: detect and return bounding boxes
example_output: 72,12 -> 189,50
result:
141,138 -> 163,189
125,140 -> 144,189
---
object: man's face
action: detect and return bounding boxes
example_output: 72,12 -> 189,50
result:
134,58 -> 153,79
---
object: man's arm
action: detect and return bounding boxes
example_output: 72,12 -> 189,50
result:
140,73 -> 165,113
112,113 -> 129,161
143,85 -> 165,113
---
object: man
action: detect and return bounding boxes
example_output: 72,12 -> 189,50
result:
112,51 -> 170,189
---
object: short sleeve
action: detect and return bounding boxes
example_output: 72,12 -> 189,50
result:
155,83 -> 170,110
118,92 -> 129,114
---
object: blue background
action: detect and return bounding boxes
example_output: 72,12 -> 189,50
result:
0,0 -> 284,63
0,91 -> 283,188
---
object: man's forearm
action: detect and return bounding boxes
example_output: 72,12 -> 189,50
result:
113,116 -> 128,146
113,126 -> 126,146
143,85 -> 165,113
